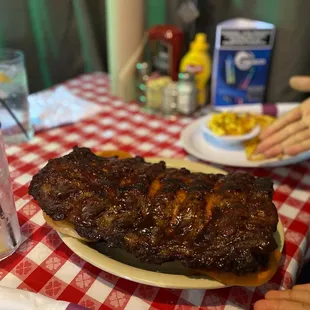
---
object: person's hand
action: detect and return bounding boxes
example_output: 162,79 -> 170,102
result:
255,76 -> 310,158
254,284 -> 310,310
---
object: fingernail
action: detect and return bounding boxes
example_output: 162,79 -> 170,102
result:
265,150 -> 281,159
283,148 -> 295,157
264,153 -> 273,159
254,145 -> 263,154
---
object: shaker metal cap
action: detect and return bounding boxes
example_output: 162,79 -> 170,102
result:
136,62 -> 149,76
178,72 -> 195,82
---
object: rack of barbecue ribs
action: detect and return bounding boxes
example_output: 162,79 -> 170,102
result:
29,147 -> 278,275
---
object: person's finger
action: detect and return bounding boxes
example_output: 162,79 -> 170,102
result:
259,106 -> 302,140
263,127 -> 310,158
256,120 -> 306,153
293,284 -> 310,292
284,138 -> 310,156
301,97 -> 310,118
281,128 -> 310,147
265,289 -> 310,304
256,129 -> 288,154
290,76 -> 310,92
301,110 -> 310,127
263,145 -> 283,159
254,299 -> 310,310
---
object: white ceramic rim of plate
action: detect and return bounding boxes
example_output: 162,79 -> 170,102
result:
58,157 -> 285,289
202,114 -> 261,143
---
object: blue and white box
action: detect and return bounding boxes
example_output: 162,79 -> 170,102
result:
211,18 -> 275,106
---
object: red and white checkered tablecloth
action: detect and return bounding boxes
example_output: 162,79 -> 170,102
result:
0,72 -> 309,310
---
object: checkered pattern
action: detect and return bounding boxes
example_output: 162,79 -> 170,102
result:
1,72 -> 309,310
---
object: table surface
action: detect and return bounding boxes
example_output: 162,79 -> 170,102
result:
0,72 -> 309,310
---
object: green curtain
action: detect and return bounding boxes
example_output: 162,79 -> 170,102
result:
0,0 -> 165,93
0,0 -> 105,92
146,0 -> 166,28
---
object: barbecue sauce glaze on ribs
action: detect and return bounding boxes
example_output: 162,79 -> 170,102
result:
29,147 -> 278,275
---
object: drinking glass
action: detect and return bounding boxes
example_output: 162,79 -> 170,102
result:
0,126 -> 21,260
0,49 -> 33,144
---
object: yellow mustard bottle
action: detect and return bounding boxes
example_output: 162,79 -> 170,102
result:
179,33 -> 211,106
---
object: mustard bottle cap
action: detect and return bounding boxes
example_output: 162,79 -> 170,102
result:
191,33 -> 209,51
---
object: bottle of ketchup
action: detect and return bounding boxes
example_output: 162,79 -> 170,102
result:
148,25 -> 184,81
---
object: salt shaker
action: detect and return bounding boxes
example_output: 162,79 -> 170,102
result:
177,72 -> 197,115
146,76 -> 171,111
162,82 -> 178,115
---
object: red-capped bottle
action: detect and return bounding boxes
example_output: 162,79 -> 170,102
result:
148,25 -> 184,81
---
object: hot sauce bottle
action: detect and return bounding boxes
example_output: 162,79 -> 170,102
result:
148,25 -> 184,81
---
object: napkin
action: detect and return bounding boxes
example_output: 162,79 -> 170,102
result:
0,286 -> 88,310
28,86 -> 104,132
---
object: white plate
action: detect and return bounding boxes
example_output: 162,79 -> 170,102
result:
181,104 -> 310,167
59,157 -> 284,289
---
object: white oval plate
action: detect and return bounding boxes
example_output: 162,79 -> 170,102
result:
181,105 -> 310,168
59,157 -> 284,289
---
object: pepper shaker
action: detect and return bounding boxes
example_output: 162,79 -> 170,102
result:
177,72 -> 197,115
162,82 -> 178,115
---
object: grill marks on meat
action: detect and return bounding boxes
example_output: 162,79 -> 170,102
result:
28,147 -> 278,274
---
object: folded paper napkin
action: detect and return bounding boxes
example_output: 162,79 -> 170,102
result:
28,86 -> 104,132
0,286 -> 88,310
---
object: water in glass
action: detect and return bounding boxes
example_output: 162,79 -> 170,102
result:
0,49 -> 33,144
